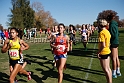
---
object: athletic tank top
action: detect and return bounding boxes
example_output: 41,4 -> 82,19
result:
52,32 -> 59,36
82,29 -> 87,35
54,34 -> 68,55
8,39 -> 21,60
70,30 -> 75,37
69,30 -> 73,34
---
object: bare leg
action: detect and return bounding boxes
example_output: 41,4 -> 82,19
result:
19,68 -> 29,75
9,64 -> 22,83
100,57 -> 112,83
57,58 -> 66,83
22,62 -> 27,69
116,48 -> 120,68
111,47 -> 121,77
111,48 -> 117,70
69,41 -> 73,51
9,66 -> 13,74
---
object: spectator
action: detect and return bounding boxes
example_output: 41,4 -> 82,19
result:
39,28 -> 42,37
97,19 -> 112,83
107,13 -> 121,78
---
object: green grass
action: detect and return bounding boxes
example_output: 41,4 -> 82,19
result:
0,28 -> 124,83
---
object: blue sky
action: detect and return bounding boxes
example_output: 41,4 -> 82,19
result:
0,0 -> 124,29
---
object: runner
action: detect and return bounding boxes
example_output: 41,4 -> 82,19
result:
107,13 -> 121,78
69,24 -> 76,52
23,28 -> 27,40
80,24 -> 88,50
51,23 -> 69,83
50,25 -> 59,68
0,26 -> 4,44
39,28 -> 42,37
86,24 -> 91,39
1,27 -> 31,83
9,37 -> 31,82
97,19 -> 112,83
4,29 -> 9,39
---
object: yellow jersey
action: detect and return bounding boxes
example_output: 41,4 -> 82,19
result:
98,29 -> 111,55
8,39 -> 21,60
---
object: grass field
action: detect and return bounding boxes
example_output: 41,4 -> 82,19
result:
0,28 -> 124,83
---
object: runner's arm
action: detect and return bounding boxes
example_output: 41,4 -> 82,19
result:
50,35 -> 59,49
47,32 -> 52,40
73,30 -> 76,35
20,40 -> 29,51
66,35 -> 70,51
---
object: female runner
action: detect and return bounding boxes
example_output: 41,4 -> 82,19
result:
1,28 -> 31,83
51,23 -> 69,83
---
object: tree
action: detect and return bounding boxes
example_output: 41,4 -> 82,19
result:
75,24 -> 81,28
32,1 -> 58,30
0,24 -> 3,30
8,0 -> 35,29
93,21 -> 98,27
119,19 -> 124,27
97,10 -> 119,22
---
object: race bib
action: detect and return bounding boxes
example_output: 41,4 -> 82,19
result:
57,45 -> 66,52
82,32 -> 86,36
9,49 -> 19,60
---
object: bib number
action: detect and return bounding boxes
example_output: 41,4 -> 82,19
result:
57,45 -> 65,52
9,50 -> 19,60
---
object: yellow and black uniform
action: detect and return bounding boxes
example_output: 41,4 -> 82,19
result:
8,39 -> 23,67
98,29 -> 111,59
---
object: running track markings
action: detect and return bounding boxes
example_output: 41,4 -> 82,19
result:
83,42 -> 97,83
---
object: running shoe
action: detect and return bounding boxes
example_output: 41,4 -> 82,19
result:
28,72 -> 32,80
84,48 -> 87,51
112,74 -> 117,78
52,60 -> 55,63
117,73 -> 121,76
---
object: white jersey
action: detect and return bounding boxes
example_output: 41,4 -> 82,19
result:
82,29 -> 87,35
51,32 -> 59,36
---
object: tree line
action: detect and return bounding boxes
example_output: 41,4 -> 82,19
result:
5,0 -> 124,30
7,0 -> 58,30
95,10 -> 124,27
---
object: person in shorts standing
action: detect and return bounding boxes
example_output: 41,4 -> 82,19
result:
107,13 -> 121,78
97,19 -> 112,83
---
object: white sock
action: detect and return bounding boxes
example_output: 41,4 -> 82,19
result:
112,70 -> 116,75
116,67 -> 120,74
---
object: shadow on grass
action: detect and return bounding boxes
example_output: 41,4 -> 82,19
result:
24,50 -> 101,83
25,54 -> 55,82
31,72 -> 44,83
62,63 -> 104,83
64,73 -> 97,83
119,29 -> 124,33
68,48 -> 98,58
0,72 -> 9,83
36,68 -> 58,80
17,79 -> 27,82
44,48 -> 51,51
66,64 -> 104,76
36,67 -> 97,83
119,56 -> 124,60
25,54 -> 48,60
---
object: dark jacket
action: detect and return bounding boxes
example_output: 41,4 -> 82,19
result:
108,20 -> 119,45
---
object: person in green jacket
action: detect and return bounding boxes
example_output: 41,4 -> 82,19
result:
107,13 -> 121,78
